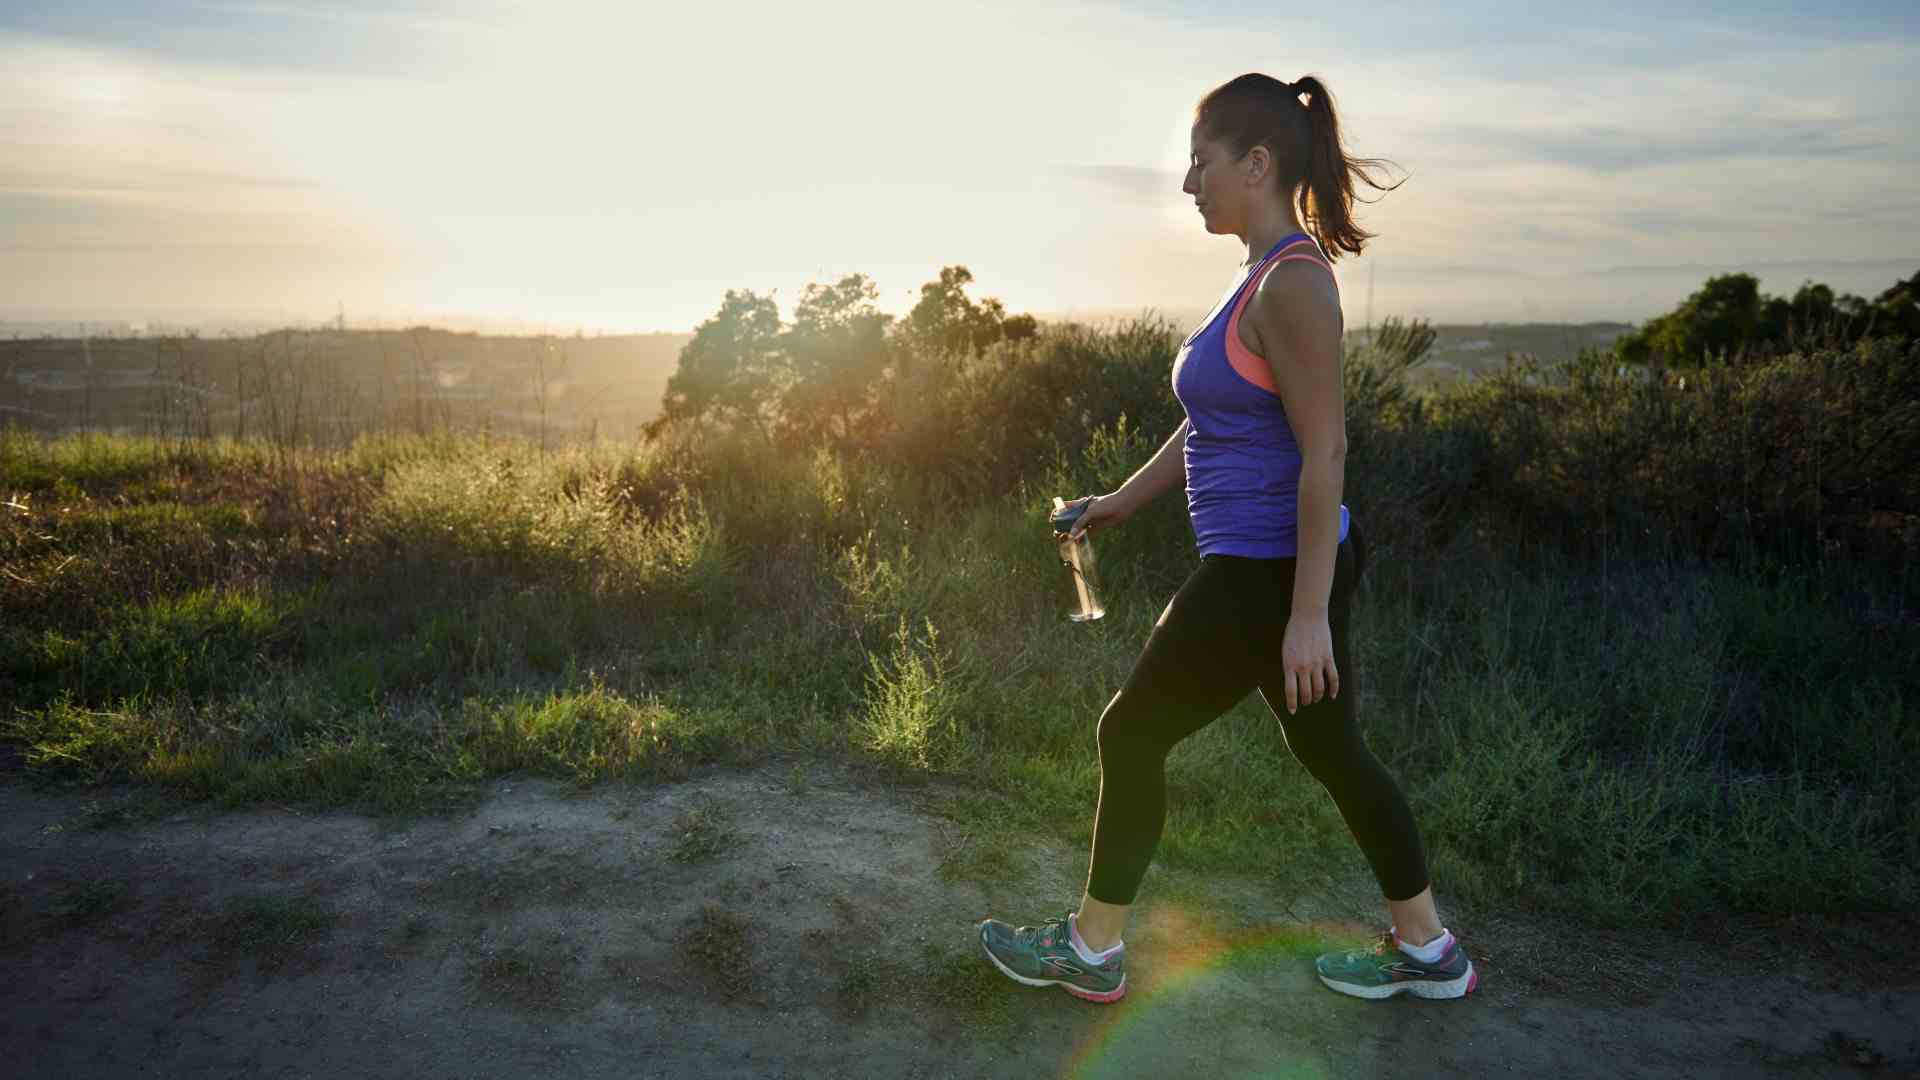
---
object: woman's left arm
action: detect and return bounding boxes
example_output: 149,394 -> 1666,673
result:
1249,261 -> 1347,711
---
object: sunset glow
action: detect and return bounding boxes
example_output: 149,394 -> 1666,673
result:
3,0 -> 1915,331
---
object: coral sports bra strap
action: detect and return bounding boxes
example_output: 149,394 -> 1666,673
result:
1266,237 -> 1336,281
1223,238 -> 1340,393
1169,231 -> 1352,558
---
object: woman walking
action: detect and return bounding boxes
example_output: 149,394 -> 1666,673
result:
978,73 -> 1476,1004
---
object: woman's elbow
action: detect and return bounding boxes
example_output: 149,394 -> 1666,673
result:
1302,441 -> 1347,466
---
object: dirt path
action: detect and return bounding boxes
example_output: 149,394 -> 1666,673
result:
3,761 -> 1914,1079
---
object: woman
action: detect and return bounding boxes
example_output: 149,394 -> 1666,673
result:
977,73 -> 1476,1004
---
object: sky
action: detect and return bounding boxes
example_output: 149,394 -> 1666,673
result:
2,0 -> 1917,333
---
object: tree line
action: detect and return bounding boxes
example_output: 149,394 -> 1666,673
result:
652,260 -> 1919,455
643,266 -> 1035,444
1614,267 -> 1919,368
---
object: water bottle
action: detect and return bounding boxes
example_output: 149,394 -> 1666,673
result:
1050,496 -> 1106,622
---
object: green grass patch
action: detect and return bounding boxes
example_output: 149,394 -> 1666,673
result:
0,429 -> 233,497
454,679 -> 756,786
74,787 -> 191,830
48,880 -> 133,927
204,893 -> 336,975
911,940 -> 1026,1027
856,614 -> 967,772
666,795 -> 741,864
932,820 -> 1020,885
3,583 -> 310,709
676,903 -> 756,1002
470,936 -> 586,1011
2,427 -> 1912,930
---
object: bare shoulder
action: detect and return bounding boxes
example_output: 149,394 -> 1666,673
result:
1242,260 -> 1343,364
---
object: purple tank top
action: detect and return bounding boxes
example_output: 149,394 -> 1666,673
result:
1171,231 -> 1351,558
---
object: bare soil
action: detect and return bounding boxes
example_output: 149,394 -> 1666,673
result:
3,760 -> 1915,1079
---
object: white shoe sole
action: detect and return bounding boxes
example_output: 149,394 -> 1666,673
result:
977,929 -> 1128,1002
1318,961 -> 1478,1000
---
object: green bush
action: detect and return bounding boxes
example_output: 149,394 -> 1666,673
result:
1406,336 -> 1919,573
3,308 -> 1914,926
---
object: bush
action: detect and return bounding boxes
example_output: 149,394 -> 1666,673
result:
857,614 -> 967,772
1423,336 -> 1919,572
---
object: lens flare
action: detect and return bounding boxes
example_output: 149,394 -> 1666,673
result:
1053,904 -> 1386,1079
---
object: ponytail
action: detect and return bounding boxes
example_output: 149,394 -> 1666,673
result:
1195,73 -> 1403,260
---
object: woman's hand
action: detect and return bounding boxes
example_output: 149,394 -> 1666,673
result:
1055,492 -> 1133,542
1279,612 -> 1339,715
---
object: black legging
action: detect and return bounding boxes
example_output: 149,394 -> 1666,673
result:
1085,520 -> 1432,905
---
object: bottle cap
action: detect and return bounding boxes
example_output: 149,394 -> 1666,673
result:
1051,497 -> 1088,531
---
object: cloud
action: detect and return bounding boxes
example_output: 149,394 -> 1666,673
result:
1093,0 -> 1920,54
1,166 -> 321,197
1438,121 -> 1889,173
3,0 -> 1915,329
0,0 -> 486,75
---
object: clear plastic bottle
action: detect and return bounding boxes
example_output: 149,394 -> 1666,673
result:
1050,496 -> 1106,622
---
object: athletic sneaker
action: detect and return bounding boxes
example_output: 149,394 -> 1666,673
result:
977,909 -> 1127,1003
1315,928 -> 1479,1000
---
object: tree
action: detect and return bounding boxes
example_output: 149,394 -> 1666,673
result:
1001,313 -> 1039,342
1757,280 -> 1872,346
1870,268 -> 1920,340
1616,267 -> 1919,370
897,265 -> 1021,360
648,289 -> 784,438
1616,273 -> 1760,366
776,273 -> 896,446
648,265 -> 1038,446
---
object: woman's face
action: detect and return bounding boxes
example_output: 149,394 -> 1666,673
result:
1183,123 -> 1245,235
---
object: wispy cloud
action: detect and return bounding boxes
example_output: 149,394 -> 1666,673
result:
1,0 -> 485,74
0,0 -> 1915,328
1439,122 -> 1889,173
189,0 -> 505,33
2,166 -> 320,196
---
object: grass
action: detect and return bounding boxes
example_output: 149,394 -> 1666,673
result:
913,940 -> 1027,1026
471,935 -> 586,1011
677,903 -> 756,1001
833,962 -> 879,1017
932,820 -> 1020,885
48,880 -> 133,927
811,907 -> 1022,1027
2,424 -> 1914,932
667,796 -> 741,864
203,894 -> 337,975
74,788 -> 190,830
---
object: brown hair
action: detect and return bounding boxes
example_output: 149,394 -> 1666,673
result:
1194,73 -> 1404,261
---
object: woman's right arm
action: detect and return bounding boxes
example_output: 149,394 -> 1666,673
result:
1107,417 -> 1189,517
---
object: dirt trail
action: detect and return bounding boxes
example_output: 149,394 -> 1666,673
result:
2,761 -> 1914,1079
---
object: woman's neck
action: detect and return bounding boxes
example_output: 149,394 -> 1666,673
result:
1240,205 -> 1309,268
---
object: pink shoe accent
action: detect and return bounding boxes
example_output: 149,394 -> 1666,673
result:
1466,968 -> 1480,994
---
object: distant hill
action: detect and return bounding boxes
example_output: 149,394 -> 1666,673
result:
0,328 -> 693,443
1034,309 -> 1631,384
1378,322 -> 1634,390
0,318 -> 1636,442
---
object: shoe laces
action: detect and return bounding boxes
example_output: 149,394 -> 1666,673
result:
1020,911 -> 1073,950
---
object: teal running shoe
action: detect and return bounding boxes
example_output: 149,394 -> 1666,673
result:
977,909 -> 1127,1003
1316,928 -> 1479,1000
